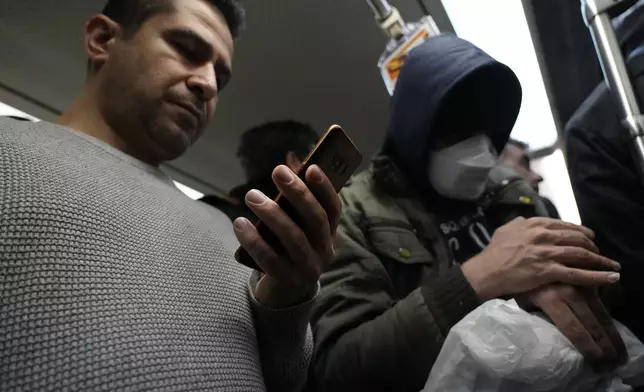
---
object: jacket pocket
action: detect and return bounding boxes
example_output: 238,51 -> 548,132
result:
366,224 -> 435,299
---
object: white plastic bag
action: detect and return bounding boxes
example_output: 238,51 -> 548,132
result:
423,300 -> 644,392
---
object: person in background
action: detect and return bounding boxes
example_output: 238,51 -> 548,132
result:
310,35 -> 624,392
0,0 -> 341,390
565,0 -> 644,343
200,120 -> 318,221
499,138 -> 560,219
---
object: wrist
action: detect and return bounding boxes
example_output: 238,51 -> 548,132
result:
254,275 -> 317,308
461,255 -> 496,301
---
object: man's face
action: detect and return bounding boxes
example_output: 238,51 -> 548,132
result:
501,144 -> 544,191
94,0 -> 234,164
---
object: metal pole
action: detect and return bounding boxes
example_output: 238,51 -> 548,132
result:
583,0 -> 644,177
366,0 -> 393,21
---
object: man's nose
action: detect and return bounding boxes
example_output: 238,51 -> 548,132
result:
187,66 -> 217,102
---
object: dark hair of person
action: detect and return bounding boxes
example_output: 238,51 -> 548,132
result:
101,0 -> 245,38
237,120 -> 319,181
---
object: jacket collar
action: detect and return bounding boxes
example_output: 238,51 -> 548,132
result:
371,153 -> 416,198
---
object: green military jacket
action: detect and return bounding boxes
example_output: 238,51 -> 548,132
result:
310,155 -> 547,392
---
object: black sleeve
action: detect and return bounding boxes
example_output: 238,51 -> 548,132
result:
541,196 -> 561,219
566,124 -> 644,339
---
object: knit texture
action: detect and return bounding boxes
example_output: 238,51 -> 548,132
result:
0,118 -> 313,391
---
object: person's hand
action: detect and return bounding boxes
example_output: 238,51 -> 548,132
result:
461,217 -> 621,300
233,165 -> 341,308
518,284 -> 628,372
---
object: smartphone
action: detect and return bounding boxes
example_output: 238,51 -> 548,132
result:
234,124 -> 362,271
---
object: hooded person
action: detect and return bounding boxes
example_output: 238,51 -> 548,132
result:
309,35 -> 625,392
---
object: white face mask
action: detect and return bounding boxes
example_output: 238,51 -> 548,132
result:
427,134 -> 497,201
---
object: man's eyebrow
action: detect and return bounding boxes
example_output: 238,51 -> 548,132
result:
164,28 -> 232,68
165,28 -> 211,51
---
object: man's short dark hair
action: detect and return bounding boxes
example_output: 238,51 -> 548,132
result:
237,120 -> 319,181
101,0 -> 245,38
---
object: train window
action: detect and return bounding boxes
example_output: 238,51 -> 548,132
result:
0,101 -> 40,122
174,182 -> 205,200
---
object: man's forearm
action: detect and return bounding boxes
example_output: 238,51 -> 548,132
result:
248,272 -> 316,392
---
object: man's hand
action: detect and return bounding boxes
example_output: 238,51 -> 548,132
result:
518,284 -> 628,372
233,165 -> 341,308
462,217 -> 621,301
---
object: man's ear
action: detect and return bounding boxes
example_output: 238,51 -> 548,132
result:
85,15 -> 121,71
285,151 -> 302,173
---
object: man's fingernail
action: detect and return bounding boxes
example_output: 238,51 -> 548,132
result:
613,262 -> 621,271
246,189 -> 267,206
309,166 -> 324,183
233,218 -> 251,231
274,166 -> 294,184
608,273 -> 620,283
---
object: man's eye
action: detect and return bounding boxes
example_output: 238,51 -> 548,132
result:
174,42 -> 196,60
216,75 -> 225,91
215,64 -> 231,92
521,157 -> 530,167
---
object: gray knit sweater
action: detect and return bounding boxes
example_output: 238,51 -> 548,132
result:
0,118 -> 314,391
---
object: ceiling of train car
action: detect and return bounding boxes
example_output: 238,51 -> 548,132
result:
0,0 -> 454,194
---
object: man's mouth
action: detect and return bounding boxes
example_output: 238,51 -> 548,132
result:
170,100 -> 202,126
